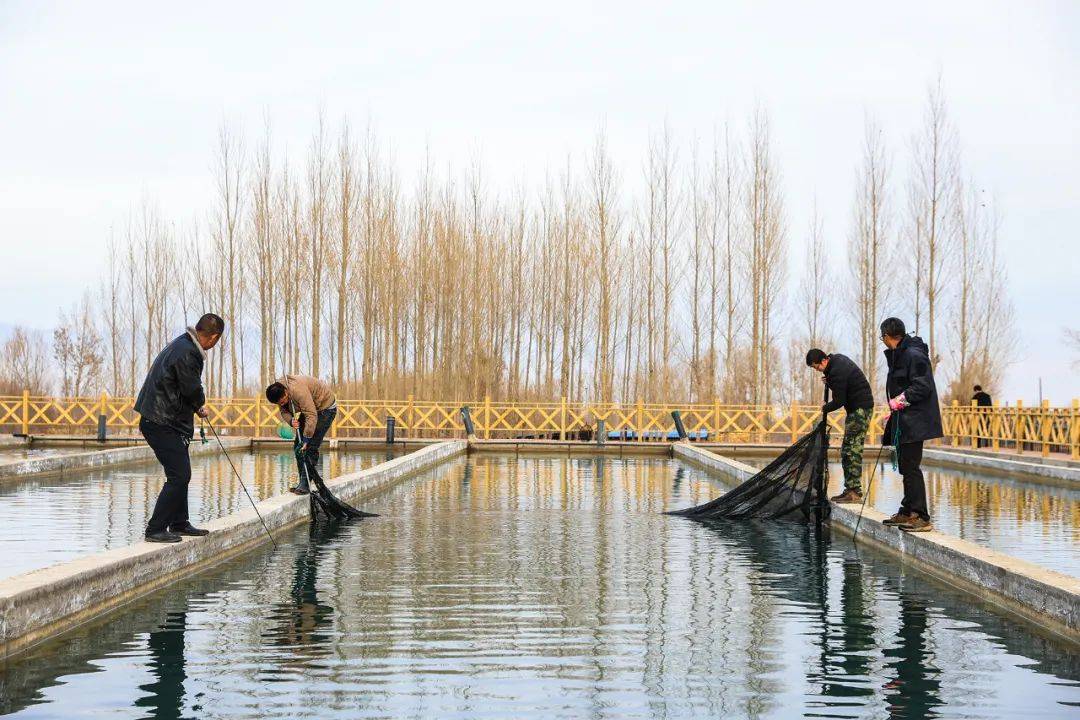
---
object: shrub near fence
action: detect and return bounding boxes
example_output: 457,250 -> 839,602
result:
1,392 -> 1077,458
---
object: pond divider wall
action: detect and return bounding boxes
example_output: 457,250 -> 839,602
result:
0,440 -> 467,660
922,447 -> 1080,485
673,441 -> 1080,643
0,437 -> 250,483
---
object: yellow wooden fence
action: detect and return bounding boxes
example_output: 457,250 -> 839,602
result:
2,392 -> 1077,457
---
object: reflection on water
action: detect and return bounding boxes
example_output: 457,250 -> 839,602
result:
1,454 -> 1076,719
0,448 -> 402,579
734,454 -> 1080,577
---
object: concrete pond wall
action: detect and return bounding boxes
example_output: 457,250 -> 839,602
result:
0,440 -> 467,660
0,437 -> 250,483
673,441 -> 1080,643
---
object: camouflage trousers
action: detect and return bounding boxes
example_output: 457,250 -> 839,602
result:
840,408 -> 872,493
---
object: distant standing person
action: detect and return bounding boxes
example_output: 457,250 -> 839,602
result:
135,313 -> 225,543
806,348 -> 875,504
972,385 -> 992,447
264,375 -> 337,495
880,317 -> 943,533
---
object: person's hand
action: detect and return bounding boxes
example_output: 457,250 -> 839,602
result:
196,406 -> 208,418
299,442 -> 308,454
888,393 -> 909,412
291,417 -> 300,430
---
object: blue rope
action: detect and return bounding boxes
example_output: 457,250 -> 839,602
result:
890,417 -> 902,471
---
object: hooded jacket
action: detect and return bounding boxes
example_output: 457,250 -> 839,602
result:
134,328 -> 206,439
821,353 -> 875,414
882,334 -> 943,445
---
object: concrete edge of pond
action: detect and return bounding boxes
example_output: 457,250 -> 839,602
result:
0,437 -> 250,482
467,438 -> 671,455
0,439 -> 467,661
922,447 -> 1080,484
672,441 -> 1080,644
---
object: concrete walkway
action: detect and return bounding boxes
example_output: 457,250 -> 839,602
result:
0,437 -> 249,483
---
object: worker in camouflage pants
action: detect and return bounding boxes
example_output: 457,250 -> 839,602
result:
840,408 -> 872,493
806,349 -> 876,502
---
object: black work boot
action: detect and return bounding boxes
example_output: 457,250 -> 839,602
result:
289,484 -> 310,495
169,522 -> 209,537
145,530 -> 182,543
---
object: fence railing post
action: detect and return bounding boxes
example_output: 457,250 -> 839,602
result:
1040,399 -> 1051,457
789,402 -> 797,444
406,394 -> 414,434
21,390 -> 29,436
1071,399 -> 1079,460
1015,399 -> 1024,455
712,397 -> 720,442
635,398 -> 643,443
559,396 -> 567,441
970,400 -> 978,450
991,401 -> 1000,452
484,395 -> 492,440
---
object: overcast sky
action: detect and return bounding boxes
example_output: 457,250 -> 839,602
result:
1,1 -> 1077,401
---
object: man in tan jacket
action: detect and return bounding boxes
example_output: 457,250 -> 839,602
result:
265,374 -> 337,494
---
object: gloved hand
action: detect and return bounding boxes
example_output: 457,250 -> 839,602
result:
888,393 -> 909,412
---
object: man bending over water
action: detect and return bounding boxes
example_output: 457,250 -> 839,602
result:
265,375 -> 338,495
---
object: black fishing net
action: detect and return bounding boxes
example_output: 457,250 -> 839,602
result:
295,446 -> 379,521
668,420 -> 831,521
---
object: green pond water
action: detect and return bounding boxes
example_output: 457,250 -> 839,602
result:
0,453 -> 1077,719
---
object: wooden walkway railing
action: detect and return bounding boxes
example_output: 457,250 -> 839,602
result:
1,393 -> 1077,458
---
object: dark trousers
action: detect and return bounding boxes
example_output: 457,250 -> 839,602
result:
295,407 -> 336,490
897,440 -> 929,521
142,418 -> 192,533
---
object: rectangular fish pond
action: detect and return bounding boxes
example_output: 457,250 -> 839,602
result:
0,452 -> 1076,718
0,447 -> 407,580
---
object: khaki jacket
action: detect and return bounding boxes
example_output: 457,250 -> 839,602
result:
276,374 -> 336,438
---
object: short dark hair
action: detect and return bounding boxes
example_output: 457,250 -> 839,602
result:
805,348 -> 827,367
265,382 -> 286,403
973,385 -> 982,392
880,317 -> 906,339
195,313 -> 225,336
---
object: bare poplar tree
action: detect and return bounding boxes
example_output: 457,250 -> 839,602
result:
848,116 -> 891,391
744,108 -> 786,404
905,77 -> 957,362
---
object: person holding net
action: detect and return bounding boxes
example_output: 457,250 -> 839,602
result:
265,374 -> 338,495
806,348 -> 874,504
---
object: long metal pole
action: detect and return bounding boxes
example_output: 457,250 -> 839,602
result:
206,419 -> 278,550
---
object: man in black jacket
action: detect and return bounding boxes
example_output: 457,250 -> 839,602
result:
972,385 -> 992,447
135,313 -> 224,543
806,348 -> 875,503
879,317 -> 943,533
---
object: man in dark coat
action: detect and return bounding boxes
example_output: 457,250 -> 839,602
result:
135,313 -> 224,543
972,385 -> 992,447
879,317 -> 942,533
806,348 -> 875,503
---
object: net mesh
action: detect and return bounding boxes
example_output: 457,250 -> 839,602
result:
296,448 -> 379,521
668,420 -> 831,521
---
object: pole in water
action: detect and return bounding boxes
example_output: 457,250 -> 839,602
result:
206,420 -> 278,550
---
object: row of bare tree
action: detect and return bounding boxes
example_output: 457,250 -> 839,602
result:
3,81 -> 1020,405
